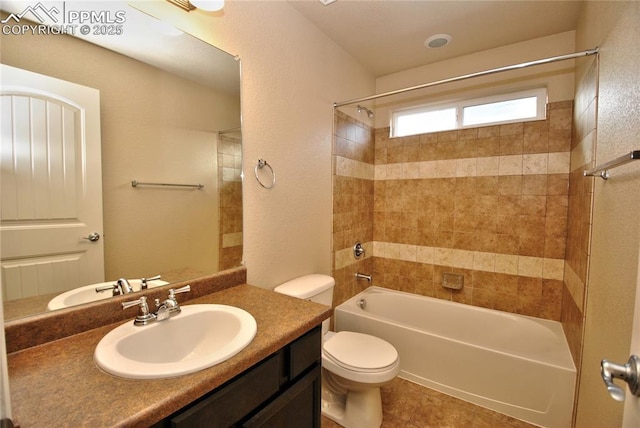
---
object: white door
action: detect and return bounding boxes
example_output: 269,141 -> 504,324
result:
622,246 -> 640,426
0,64 -> 104,301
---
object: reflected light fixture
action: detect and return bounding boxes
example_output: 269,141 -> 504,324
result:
318,0 -> 338,5
166,0 -> 224,12
191,0 -> 224,12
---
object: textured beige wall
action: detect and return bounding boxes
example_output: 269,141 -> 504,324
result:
574,1 -> 640,427
132,1 -> 375,288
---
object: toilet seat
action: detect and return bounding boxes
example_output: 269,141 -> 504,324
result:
322,331 -> 400,384
324,331 -> 398,372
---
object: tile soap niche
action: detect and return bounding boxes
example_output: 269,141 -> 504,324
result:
442,273 -> 464,290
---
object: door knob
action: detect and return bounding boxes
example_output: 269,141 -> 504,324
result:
82,232 -> 101,242
600,355 -> 640,401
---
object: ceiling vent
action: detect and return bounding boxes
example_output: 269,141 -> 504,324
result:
424,34 -> 452,49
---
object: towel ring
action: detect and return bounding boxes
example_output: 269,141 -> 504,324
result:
254,158 -> 275,189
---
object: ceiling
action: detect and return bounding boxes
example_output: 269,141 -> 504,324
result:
288,0 -> 584,77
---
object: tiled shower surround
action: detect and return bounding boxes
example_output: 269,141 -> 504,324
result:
562,58 -> 598,369
218,135 -> 243,271
332,101 -> 573,322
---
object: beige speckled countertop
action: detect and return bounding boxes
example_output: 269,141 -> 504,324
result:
7,284 -> 332,427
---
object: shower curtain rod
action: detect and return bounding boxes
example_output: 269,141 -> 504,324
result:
334,48 -> 599,108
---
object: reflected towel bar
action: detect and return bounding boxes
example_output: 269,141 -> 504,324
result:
131,180 -> 204,189
218,126 -> 241,135
583,150 -> 640,180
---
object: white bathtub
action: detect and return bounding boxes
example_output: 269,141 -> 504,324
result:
334,286 -> 576,428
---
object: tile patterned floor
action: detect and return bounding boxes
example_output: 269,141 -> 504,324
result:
321,378 -> 537,428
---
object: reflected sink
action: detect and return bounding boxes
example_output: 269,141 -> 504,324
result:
46,278 -> 168,311
94,304 -> 257,379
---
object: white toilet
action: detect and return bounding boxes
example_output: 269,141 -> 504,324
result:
274,274 -> 400,428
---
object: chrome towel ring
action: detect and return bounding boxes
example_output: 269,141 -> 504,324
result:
254,158 -> 275,189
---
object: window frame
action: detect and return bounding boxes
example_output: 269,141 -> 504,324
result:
390,88 -> 548,138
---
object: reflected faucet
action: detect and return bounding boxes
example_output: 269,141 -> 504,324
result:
117,278 -> 134,294
95,278 -> 135,296
95,275 -> 162,296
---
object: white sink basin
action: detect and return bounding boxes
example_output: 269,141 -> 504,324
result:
94,304 -> 257,379
46,278 -> 168,311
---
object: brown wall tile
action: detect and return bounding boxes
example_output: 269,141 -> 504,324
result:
560,59 -> 598,371
332,103 -> 572,323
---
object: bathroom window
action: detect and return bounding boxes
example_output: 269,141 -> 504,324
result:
391,88 -> 547,137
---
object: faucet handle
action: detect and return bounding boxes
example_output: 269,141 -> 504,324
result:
95,283 -> 120,296
162,285 -> 191,316
168,285 -> 191,300
122,295 -> 149,311
122,296 -> 156,326
140,274 -> 162,290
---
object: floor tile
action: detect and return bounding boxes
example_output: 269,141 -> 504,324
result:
321,378 -> 537,428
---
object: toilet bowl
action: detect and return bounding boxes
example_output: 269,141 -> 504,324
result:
321,331 -> 400,428
274,274 -> 400,428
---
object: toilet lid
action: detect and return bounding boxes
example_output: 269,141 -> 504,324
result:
324,331 -> 398,371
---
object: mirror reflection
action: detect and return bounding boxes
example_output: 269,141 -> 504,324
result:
0,3 -> 243,320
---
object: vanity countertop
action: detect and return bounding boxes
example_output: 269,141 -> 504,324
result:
7,284 -> 332,427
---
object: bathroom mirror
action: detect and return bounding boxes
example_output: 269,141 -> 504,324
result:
0,3 -> 242,320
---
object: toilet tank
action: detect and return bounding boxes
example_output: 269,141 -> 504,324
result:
273,274 -> 335,306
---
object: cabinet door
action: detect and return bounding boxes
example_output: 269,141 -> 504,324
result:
288,327 -> 321,380
169,354 -> 281,428
241,365 -> 321,428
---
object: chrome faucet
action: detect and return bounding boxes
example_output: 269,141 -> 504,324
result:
122,285 -> 191,326
355,272 -> 372,282
154,285 -> 191,321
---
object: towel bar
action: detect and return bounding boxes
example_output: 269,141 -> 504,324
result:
583,150 -> 640,180
131,180 -> 204,189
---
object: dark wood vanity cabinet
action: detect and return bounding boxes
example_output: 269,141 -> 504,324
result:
153,326 -> 322,428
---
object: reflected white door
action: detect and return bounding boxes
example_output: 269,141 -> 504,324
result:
0,64 -> 104,300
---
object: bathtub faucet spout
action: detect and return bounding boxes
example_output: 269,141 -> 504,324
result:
355,272 -> 372,282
